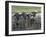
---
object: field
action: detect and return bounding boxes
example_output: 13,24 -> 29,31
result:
12,6 -> 41,15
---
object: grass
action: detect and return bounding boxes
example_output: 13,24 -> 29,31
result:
12,6 -> 41,15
